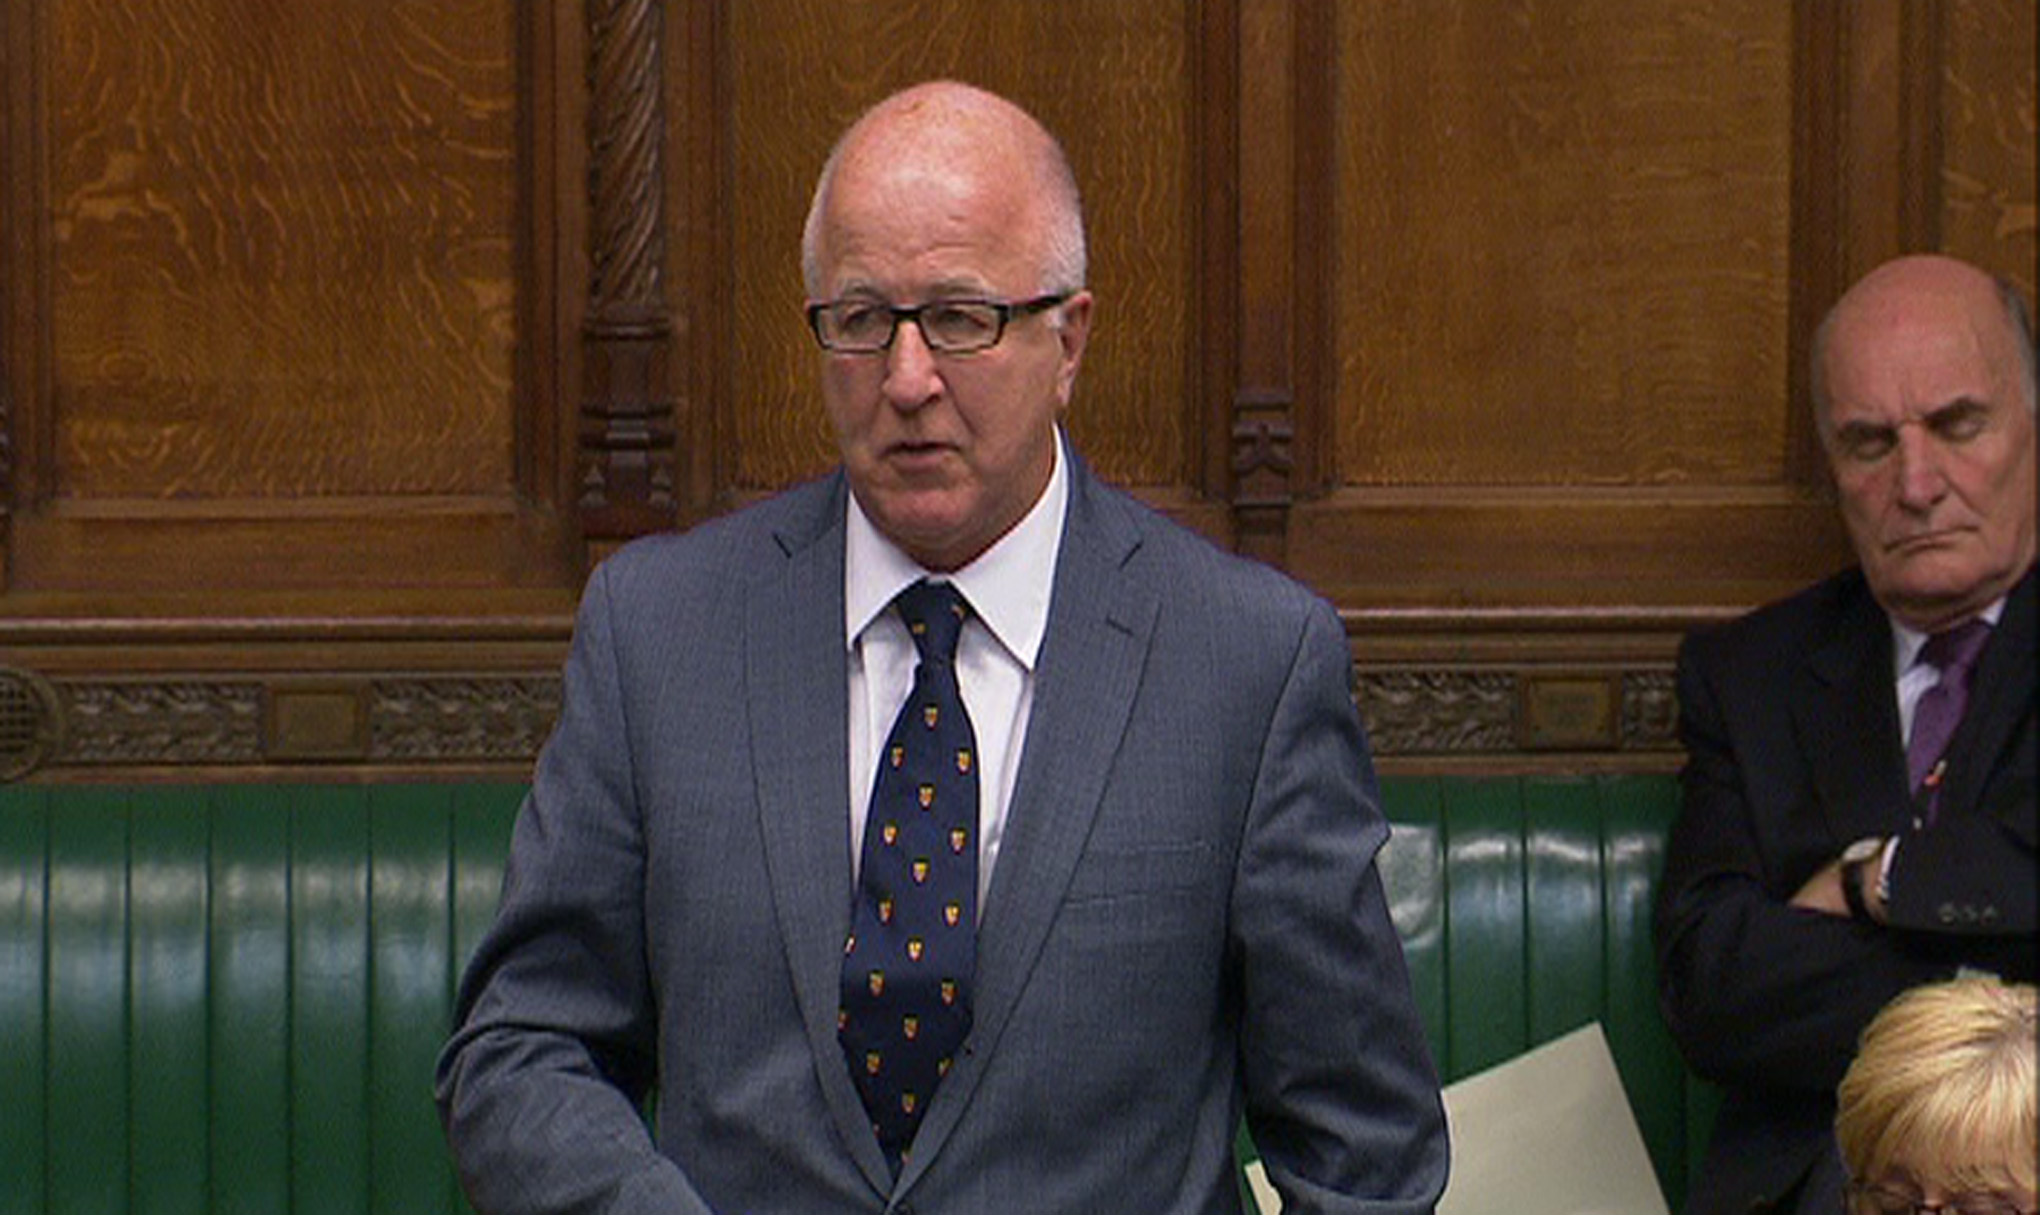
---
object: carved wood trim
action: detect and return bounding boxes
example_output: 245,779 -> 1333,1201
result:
578,0 -> 676,539
0,657 -> 1677,781
5,672 -> 563,778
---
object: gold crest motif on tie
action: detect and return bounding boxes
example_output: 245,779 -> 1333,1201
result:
912,858 -> 931,884
955,749 -> 972,774
906,937 -> 925,962
918,784 -> 936,809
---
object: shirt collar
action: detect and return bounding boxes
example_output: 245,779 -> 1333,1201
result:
1890,596 -> 2007,675
844,428 -> 1069,671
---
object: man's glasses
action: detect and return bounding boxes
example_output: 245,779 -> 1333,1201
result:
806,294 -> 1072,354
1849,1181 -> 2038,1215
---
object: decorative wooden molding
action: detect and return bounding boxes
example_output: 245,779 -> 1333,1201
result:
62,681 -> 266,767
0,657 -> 1677,780
1230,396 -> 1296,507
578,0 -> 677,540
368,676 -> 564,762
1357,670 -> 1518,756
1357,667 -> 1682,758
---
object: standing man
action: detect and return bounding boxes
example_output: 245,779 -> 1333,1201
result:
438,81 -> 1447,1214
1656,254 -> 2038,1215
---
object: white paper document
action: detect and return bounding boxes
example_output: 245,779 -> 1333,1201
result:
1243,1022 -> 1669,1215
1436,1021 -> 1670,1215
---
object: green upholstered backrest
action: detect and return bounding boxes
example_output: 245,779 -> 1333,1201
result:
0,777 -> 1715,1213
0,784 -> 523,1215
1373,775 -> 1720,1205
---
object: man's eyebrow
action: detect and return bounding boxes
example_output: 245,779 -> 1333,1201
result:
1922,394 -> 1990,419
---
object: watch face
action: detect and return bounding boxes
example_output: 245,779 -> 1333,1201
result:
1842,836 -> 1884,864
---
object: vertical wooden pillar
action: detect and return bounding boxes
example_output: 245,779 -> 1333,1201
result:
578,0 -> 677,543
1223,0 -> 1334,568
1785,0 -> 1944,488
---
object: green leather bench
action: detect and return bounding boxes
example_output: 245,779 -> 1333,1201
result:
1,777 -> 1715,1213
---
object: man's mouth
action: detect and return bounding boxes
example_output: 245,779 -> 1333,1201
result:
1886,528 -> 1963,555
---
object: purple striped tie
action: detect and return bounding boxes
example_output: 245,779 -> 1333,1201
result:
1906,618 -> 1992,820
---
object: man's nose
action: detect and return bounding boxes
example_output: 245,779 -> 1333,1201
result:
881,318 -> 943,409
1893,425 -> 1949,510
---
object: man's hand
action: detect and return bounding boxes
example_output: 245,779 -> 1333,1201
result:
1790,859 -> 1852,917
1791,847 -> 1888,922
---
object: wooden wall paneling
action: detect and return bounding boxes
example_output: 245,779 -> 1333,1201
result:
1938,0 -> 2038,301
1313,1 -> 1848,614
1312,1 -> 1838,769
1834,0 -> 1945,275
579,0 -> 678,549
1231,0 -> 1285,568
4,0 -> 575,598
1785,0 -> 1848,494
0,1 -> 583,781
0,0 -> 53,586
1192,0 -> 1240,539
2,1 -> 2029,781
665,0 -> 728,531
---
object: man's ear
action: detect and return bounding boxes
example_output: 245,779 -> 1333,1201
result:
1053,290 -> 1094,407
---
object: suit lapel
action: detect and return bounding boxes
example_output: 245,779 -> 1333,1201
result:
742,477 -> 894,1190
896,462 -> 1158,1190
1937,570 -> 2036,822
1799,581 -> 1913,841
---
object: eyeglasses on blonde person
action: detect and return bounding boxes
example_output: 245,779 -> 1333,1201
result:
1836,977 -> 2037,1215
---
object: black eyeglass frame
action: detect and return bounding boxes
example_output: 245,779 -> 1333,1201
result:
805,292 -> 1074,354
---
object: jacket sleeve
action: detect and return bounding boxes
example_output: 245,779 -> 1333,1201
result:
434,563 -> 717,1215
1234,599 -> 1450,1214
1652,635 -> 1955,1097
1884,768 -> 2038,938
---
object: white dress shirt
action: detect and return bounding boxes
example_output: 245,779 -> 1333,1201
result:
843,431 -> 1069,909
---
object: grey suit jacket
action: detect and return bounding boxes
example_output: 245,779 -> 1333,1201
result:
437,457 -> 1448,1214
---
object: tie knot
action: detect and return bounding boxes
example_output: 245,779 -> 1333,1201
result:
897,580 -> 969,664
1918,618 -> 1992,676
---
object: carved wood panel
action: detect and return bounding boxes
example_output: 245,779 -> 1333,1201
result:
0,0 -> 2031,779
2,0 -> 575,596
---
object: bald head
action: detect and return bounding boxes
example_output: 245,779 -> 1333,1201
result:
1813,254 -> 2039,630
1814,255 -> 2038,436
801,81 -> 1086,300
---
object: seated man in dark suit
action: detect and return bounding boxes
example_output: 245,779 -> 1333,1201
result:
1655,254 -> 2038,1215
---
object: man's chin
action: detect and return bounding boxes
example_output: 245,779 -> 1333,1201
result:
1873,562 -> 2009,629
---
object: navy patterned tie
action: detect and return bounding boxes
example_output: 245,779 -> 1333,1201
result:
1907,618 -> 1992,821
840,580 -> 978,1172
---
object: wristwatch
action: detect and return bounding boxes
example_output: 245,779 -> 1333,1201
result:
1840,836 -> 1887,923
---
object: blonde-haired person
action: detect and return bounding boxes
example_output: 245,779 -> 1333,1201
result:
1836,976 -> 2037,1215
